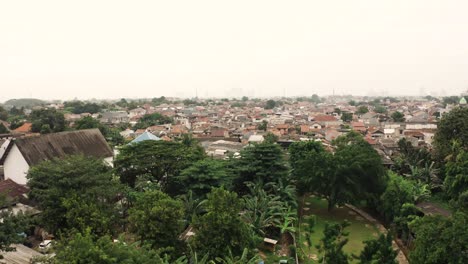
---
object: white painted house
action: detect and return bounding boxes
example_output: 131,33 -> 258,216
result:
1,129 -> 114,185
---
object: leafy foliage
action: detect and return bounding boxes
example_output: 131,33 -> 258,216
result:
51,231 -> 177,264
233,143 -> 288,193
30,108 -> 66,133
391,111 -> 405,122
434,107 -> 468,159
75,116 -> 124,146
356,233 -> 398,264
379,172 -> 429,222
191,188 -> 255,259
129,190 -> 185,249
176,159 -> 231,199
316,221 -> 350,264
115,140 -> 205,188
134,113 -> 174,129
444,143 -> 468,209
27,155 -> 121,234
410,212 -> 468,264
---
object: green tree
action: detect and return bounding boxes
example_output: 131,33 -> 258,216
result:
115,140 -> 204,188
444,143 -> 468,209
263,132 -> 278,143
311,94 -> 321,104
374,105 -> 387,114
191,188 -> 255,259
341,112 -> 353,122
0,123 -> 9,134
0,209 -> 31,257
241,96 -> 249,101
348,100 -> 357,106
134,113 -> 173,130
233,142 -> 288,193
30,108 -> 66,133
316,221 -> 350,264
433,107 -> 468,160
265,100 -> 276,109
176,159 -> 231,199
409,212 -> 468,264
241,182 -> 288,236
257,120 -> 268,131
356,233 -> 398,264
293,133 -> 386,211
52,231 -> 176,264
391,111 -> 405,122
27,155 -> 121,234
289,140 -> 327,195
0,106 -> 8,120
356,105 -> 369,115
75,116 -> 124,146
379,172 -> 429,223
129,190 -> 185,249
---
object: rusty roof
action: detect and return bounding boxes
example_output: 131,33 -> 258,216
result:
15,129 -> 113,166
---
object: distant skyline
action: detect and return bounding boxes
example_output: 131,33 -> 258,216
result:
1,0 -> 468,102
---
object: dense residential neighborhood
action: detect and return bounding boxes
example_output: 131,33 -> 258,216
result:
0,94 -> 467,263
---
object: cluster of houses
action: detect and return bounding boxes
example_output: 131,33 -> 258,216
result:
0,95 -> 465,262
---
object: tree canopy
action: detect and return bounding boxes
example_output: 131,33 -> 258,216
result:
191,188 -> 255,259
409,212 -> 468,264
30,108 -> 66,133
27,155 -> 121,234
128,190 -> 185,249
134,113 -> 173,130
433,107 -> 468,159
115,140 -> 205,189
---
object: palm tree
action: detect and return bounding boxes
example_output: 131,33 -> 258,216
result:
242,182 -> 286,236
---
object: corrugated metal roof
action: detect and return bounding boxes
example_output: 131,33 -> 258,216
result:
15,129 -> 113,166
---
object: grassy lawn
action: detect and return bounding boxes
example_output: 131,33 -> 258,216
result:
297,196 -> 380,263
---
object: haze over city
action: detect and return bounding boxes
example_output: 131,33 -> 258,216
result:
1,0 -> 468,102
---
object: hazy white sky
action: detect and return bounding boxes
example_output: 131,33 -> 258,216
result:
1,0 -> 468,101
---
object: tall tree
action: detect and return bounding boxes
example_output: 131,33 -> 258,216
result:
0,123 -> 9,134
409,212 -> 468,264
444,142 -> 468,209
75,116 -> 124,146
356,233 -> 398,264
51,231 -> 177,264
391,111 -> 405,122
265,100 -> 276,109
434,107 -> 468,159
27,155 -> 121,234
233,142 -> 288,193
316,221 -> 350,264
115,140 -> 204,188
191,188 -> 255,259
176,159 -> 231,199
30,108 -> 66,133
134,113 -> 173,129
128,190 -> 185,249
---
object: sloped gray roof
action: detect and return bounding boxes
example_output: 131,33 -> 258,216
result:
15,129 -> 113,166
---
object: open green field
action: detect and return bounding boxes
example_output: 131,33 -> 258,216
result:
297,196 -> 381,263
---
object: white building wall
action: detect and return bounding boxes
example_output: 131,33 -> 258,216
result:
4,144 -> 30,185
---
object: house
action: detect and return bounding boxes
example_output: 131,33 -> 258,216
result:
128,108 -> 147,118
100,111 -> 129,124
1,129 -> 113,185
351,122 -> 366,133
248,135 -> 264,143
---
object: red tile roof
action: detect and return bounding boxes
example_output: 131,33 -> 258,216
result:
0,179 -> 29,200
313,115 -> 337,122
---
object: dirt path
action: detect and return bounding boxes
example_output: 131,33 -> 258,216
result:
345,204 -> 409,264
